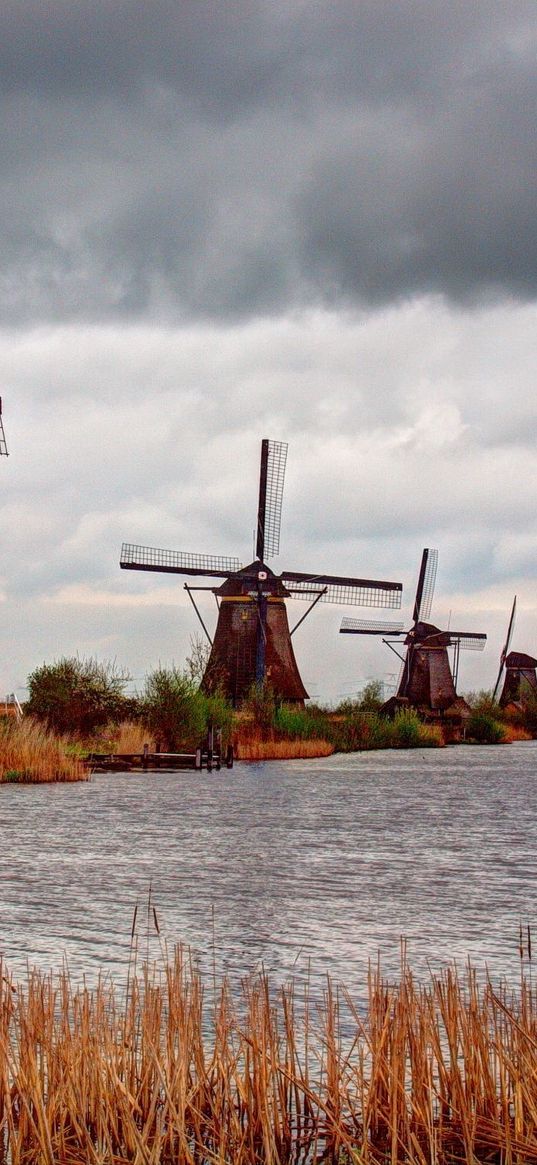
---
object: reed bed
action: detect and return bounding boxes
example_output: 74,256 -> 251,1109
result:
236,736 -> 335,760
0,717 -> 87,783
2,951 -> 537,1163
111,720 -> 156,754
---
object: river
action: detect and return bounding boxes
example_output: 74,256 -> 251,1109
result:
1,741 -> 536,989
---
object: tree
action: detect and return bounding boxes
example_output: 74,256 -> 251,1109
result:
139,667 -> 207,750
184,634 -> 211,686
26,657 -> 131,736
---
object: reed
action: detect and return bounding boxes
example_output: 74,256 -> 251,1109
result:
0,717 -> 87,783
2,950 -> 537,1163
111,719 -> 155,754
236,736 -> 334,760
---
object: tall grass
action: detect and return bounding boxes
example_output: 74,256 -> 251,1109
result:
2,950 -> 537,1163
237,737 -> 334,760
0,717 -> 88,783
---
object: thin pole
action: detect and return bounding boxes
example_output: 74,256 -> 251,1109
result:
290,587 -> 327,635
184,585 -> 213,645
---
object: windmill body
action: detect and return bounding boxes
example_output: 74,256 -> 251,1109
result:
341,549 -> 486,727
121,439 -> 403,706
397,621 -> 458,711
500,651 -> 537,707
203,561 -> 308,704
493,598 -> 537,709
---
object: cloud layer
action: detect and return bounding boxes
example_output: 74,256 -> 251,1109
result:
1,3 -> 536,700
1,2 -> 537,323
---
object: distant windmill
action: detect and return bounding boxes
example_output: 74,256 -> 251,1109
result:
493,597 -> 537,707
0,399 -> 8,456
340,548 -> 487,716
121,438 -> 403,705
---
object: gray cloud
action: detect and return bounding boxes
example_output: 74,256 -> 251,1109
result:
1,2 -> 537,323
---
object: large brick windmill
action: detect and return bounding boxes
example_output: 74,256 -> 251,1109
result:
493,597 -> 537,708
340,548 -> 486,720
121,438 -> 402,705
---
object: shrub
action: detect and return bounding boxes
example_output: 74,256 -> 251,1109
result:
466,710 -> 506,744
274,704 -> 328,740
241,683 -> 277,731
203,689 -> 234,746
26,657 -> 130,737
139,667 -> 207,751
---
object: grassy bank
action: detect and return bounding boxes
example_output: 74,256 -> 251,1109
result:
1,950 -> 537,1163
0,718 -> 88,783
234,703 -> 442,759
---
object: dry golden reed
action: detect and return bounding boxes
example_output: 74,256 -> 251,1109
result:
2,951 -> 537,1163
0,717 -> 87,783
112,719 -> 155,754
236,736 -> 334,760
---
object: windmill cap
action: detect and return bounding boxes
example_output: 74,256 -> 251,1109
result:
215,560 -> 291,598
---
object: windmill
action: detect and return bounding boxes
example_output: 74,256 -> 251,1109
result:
340,548 -> 487,717
120,438 -> 403,706
0,399 -> 8,457
493,597 -> 537,707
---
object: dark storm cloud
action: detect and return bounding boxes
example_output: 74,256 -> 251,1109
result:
1,1 -> 536,322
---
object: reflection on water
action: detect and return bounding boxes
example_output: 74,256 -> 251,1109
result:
1,742 -> 536,987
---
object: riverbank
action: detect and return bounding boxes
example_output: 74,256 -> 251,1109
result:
1,948 -> 536,1164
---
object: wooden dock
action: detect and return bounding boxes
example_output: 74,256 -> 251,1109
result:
87,732 -> 234,773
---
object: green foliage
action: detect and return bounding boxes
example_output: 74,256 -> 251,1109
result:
139,667 -> 207,751
26,657 -> 130,737
335,679 -> 385,716
139,667 -> 234,751
466,710 -> 506,744
465,689 -> 498,714
274,705 -> 326,740
520,687 -> 537,732
272,702 -> 441,752
203,689 -> 234,746
389,708 -> 440,747
242,682 -> 277,731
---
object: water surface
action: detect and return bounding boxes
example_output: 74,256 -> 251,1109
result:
1,742 -> 536,988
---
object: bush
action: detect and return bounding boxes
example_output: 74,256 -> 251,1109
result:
335,679 -> 385,716
26,657 -> 131,737
466,710 -> 506,744
203,689 -> 234,746
139,667 -> 207,751
242,683 -> 277,731
274,704 -> 328,740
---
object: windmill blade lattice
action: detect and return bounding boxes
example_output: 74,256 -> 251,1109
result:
283,572 -> 403,608
120,544 -> 241,578
493,595 -> 517,700
446,633 -> 487,651
256,439 -> 288,560
413,548 -> 438,622
340,617 -> 405,634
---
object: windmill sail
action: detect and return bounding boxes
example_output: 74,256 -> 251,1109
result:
283,572 -> 403,608
256,439 -> 288,560
413,548 -> 438,622
493,596 -> 517,700
120,544 -> 241,578
340,617 -> 405,634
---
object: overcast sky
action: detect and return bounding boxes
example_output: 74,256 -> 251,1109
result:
1,0 -> 536,703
